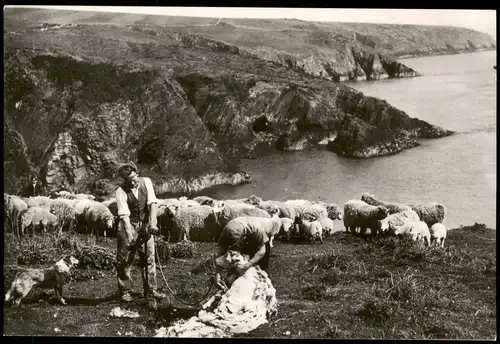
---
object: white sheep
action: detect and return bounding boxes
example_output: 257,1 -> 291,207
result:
318,216 -> 339,237
361,192 -> 412,214
83,202 -> 115,237
23,196 -> 52,208
193,196 -> 216,206
177,196 -> 200,207
18,206 -> 58,235
48,199 -> 78,233
429,223 -> 448,248
51,190 -> 96,200
215,202 -> 271,229
279,217 -> 295,241
258,200 -> 296,220
313,201 -> 343,221
394,221 -> 431,246
378,210 -> 421,236
297,216 -> 324,244
164,204 -> 222,242
406,202 -> 447,228
343,199 -> 389,238
4,193 -> 28,235
221,210 -> 282,248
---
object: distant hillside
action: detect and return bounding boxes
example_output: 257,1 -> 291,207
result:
4,8 -> 496,82
3,8 -> 459,196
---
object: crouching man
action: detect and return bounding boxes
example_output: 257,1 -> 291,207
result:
115,162 -> 166,305
213,222 -> 271,290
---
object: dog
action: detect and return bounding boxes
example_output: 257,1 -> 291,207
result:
5,255 -> 79,306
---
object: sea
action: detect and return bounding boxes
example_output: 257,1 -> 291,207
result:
198,50 -> 497,229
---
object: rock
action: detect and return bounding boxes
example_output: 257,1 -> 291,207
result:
4,17 -> 458,194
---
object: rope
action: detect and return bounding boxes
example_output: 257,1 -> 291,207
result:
153,239 -> 217,307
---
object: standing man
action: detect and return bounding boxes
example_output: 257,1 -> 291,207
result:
20,175 -> 45,198
115,162 -> 166,304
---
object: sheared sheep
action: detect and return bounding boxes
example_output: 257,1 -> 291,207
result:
163,204 -> 223,243
297,216 -> 324,244
257,200 -> 296,220
215,202 -> 271,229
378,210 -> 421,236
83,202 -> 115,237
18,206 -> 58,235
361,192 -> 412,214
406,202 -> 447,228
429,223 -> 448,248
343,200 -> 389,238
394,220 -> 431,246
4,194 -> 28,235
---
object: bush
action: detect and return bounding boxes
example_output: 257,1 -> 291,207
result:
170,240 -> 196,259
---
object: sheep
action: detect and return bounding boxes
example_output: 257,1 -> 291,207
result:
83,202 -> 115,237
378,210 -> 421,236
221,210 -> 282,249
23,196 -> 52,208
257,200 -> 296,220
193,196 -> 217,206
227,194 -> 263,207
297,216 -> 324,244
318,217 -> 338,237
394,221 -> 431,246
50,190 -> 96,201
279,217 -> 295,241
214,202 -> 271,229
406,202 -> 447,228
177,196 -> 200,207
48,199 -> 78,233
4,194 -> 28,235
163,204 -> 222,242
343,200 -> 389,238
18,206 -> 58,235
313,201 -> 343,221
429,223 -> 448,248
284,199 -> 328,221
361,192 -> 412,215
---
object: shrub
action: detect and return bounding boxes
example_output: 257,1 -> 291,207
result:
170,240 -> 196,259
356,297 -> 396,325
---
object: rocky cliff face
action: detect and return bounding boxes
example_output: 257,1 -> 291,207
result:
3,17 -> 456,196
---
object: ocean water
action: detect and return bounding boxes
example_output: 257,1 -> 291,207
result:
199,51 -> 497,229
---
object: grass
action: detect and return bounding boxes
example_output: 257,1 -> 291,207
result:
3,223 -> 496,339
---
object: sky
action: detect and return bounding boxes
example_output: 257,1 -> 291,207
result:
6,6 -> 497,39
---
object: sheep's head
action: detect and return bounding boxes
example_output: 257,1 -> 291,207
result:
379,218 -> 390,233
105,217 -> 114,229
361,192 -> 375,203
376,206 -> 389,219
166,205 -> 179,218
326,204 -> 343,221
215,250 -> 249,271
245,195 -> 262,206
267,205 -> 280,217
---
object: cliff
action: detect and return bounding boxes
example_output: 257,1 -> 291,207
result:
3,10 -> 459,196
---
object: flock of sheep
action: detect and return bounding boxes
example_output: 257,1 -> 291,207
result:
3,189 -> 448,248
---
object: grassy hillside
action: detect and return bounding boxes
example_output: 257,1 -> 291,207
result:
3,223 -> 496,338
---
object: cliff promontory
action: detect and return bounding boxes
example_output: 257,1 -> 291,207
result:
3,9 -> 467,196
